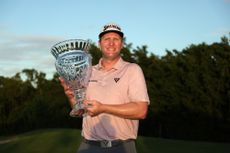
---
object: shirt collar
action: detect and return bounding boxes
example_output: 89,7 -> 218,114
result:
95,57 -> 125,70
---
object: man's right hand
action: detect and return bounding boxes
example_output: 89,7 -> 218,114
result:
59,77 -> 86,117
59,77 -> 76,107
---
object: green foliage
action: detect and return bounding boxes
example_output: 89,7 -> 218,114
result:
0,36 -> 230,142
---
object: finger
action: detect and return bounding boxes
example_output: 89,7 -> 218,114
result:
64,86 -> 71,92
83,100 -> 88,105
85,101 -> 93,107
87,111 -> 94,117
59,77 -> 65,85
83,100 -> 91,108
86,103 -> 93,108
62,82 -> 72,93
66,92 -> 75,100
59,77 -> 70,90
58,77 -> 63,82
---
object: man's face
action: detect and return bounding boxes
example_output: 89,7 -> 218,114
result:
99,32 -> 123,60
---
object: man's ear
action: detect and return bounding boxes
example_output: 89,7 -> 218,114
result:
121,41 -> 124,49
98,41 -> 102,50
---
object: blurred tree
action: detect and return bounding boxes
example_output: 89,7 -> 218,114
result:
0,35 -> 230,142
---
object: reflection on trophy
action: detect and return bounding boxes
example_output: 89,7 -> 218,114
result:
51,39 -> 92,117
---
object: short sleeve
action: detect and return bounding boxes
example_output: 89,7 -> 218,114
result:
127,63 -> 150,104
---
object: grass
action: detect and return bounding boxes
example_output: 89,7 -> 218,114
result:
0,128 -> 230,153
136,136 -> 230,153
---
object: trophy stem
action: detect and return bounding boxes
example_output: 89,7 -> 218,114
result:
69,88 -> 86,117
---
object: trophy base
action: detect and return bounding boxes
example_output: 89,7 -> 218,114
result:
69,103 -> 86,117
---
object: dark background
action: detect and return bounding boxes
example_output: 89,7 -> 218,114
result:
0,36 -> 229,143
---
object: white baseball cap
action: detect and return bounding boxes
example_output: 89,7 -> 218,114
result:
99,23 -> 124,39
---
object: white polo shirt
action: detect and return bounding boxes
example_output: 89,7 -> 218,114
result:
82,57 -> 150,140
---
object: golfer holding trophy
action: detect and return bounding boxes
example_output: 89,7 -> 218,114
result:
51,39 -> 92,117
50,23 -> 149,153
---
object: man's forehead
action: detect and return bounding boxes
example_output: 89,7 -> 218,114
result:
101,32 -> 122,39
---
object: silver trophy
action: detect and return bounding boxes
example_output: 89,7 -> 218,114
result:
51,39 -> 92,117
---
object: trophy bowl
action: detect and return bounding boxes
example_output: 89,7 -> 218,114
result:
51,39 -> 92,117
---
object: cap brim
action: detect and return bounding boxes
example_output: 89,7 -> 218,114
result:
99,30 -> 124,39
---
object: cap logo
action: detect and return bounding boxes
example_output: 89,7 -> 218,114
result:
99,23 -> 123,38
103,24 -> 121,32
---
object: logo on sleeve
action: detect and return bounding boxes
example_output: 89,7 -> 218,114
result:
114,78 -> 120,83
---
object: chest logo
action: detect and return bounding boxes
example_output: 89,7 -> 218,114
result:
114,78 -> 120,83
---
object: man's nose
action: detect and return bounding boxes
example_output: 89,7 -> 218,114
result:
109,40 -> 114,45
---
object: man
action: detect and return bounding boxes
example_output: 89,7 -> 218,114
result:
60,23 -> 150,153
